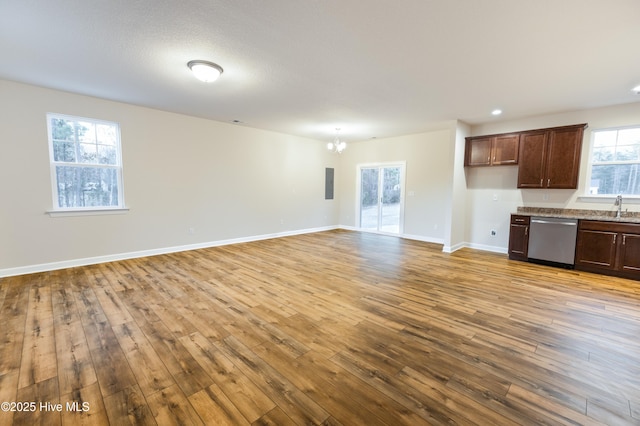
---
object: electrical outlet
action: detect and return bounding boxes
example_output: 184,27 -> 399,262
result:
490,229 -> 497,236
188,227 -> 195,235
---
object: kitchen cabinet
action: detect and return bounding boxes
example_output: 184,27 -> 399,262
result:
465,134 -> 519,166
508,214 -> 530,261
618,233 -> 640,274
517,124 -> 586,189
575,220 -> 640,279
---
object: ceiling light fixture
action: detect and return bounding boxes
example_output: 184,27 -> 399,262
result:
187,60 -> 223,82
327,128 -> 347,154
491,109 -> 503,116
632,85 -> 640,94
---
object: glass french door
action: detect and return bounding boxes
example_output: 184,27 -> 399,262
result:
359,164 -> 404,234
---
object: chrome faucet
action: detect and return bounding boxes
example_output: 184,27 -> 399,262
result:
615,195 -> 622,219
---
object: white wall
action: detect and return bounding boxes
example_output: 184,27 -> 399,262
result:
465,101 -> 640,252
3,79 -> 638,275
443,121 -> 469,252
336,126 -> 454,243
0,80 -> 339,275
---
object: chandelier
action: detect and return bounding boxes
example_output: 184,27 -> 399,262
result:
327,128 -> 347,153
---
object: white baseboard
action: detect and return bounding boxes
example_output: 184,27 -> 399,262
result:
0,225 -> 339,278
464,242 -> 508,255
401,233 -> 445,246
338,226 -> 444,244
0,226 -> 507,278
442,242 -> 467,253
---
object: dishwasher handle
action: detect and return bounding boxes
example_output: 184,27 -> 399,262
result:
531,218 -> 577,226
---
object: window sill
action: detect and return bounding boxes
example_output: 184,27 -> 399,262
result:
578,196 -> 640,204
46,208 -> 130,218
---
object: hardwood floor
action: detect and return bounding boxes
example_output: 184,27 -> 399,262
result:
1,229 -> 639,425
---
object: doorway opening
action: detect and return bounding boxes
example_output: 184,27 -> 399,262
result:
357,163 -> 405,234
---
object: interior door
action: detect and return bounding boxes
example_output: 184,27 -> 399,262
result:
359,164 -> 403,234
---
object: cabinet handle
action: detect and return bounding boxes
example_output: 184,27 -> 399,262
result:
540,179 -> 543,186
525,226 -> 528,236
623,235 -> 626,245
547,178 -> 550,186
613,234 -> 617,244
515,218 -> 525,222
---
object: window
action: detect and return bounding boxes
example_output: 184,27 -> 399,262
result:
47,113 -> 124,210
588,126 -> 640,195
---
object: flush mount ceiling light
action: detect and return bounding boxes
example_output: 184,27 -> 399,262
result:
632,85 -> 640,94
491,109 -> 503,116
327,128 -> 347,154
187,60 -> 223,82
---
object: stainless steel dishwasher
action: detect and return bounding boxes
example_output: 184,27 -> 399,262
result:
527,216 -> 578,267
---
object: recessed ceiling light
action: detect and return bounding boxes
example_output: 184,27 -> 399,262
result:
491,109 -> 503,116
187,60 -> 223,82
632,85 -> 640,94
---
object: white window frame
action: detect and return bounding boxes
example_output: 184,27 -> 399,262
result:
46,113 -> 127,216
580,125 -> 640,204
355,161 -> 406,234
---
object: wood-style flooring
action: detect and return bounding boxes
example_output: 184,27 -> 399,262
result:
0,230 -> 639,425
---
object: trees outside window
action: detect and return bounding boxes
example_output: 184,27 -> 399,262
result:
589,127 -> 640,195
47,114 -> 124,209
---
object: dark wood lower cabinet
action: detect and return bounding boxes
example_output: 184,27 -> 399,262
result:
508,215 -> 530,261
574,228 -> 617,270
619,233 -> 640,273
575,220 -> 640,279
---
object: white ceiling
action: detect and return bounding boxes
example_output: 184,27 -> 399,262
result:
1,0 -> 639,143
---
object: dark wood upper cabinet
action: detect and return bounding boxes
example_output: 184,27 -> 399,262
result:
465,123 -> 587,189
465,134 -> 519,166
516,131 -> 548,188
494,134 -> 520,165
545,125 -> 585,188
465,136 -> 493,166
516,124 -> 586,189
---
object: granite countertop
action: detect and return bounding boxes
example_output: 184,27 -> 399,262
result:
515,207 -> 640,224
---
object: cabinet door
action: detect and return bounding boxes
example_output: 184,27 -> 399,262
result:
546,126 -> 584,189
493,134 -> 520,165
465,137 -> 493,166
517,131 -> 547,188
575,229 -> 617,270
618,233 -> 640,273
508,223 -> 529,260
